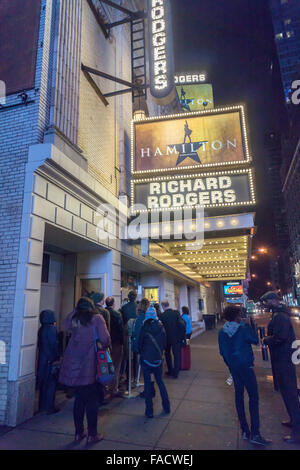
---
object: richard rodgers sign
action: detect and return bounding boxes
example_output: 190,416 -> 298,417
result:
147,0 -> 175,105
132,170 -> 255,212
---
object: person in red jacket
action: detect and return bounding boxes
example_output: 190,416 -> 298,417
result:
59,297 -> 110,445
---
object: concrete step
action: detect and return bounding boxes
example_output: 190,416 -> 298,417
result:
191,321 -> 205,339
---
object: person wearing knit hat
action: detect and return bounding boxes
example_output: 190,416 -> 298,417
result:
144,304 -> 158,322
138,305 -> 170,418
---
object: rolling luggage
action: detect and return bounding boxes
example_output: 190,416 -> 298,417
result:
180,344 -> 191,370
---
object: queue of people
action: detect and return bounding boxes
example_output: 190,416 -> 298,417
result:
37,292 -> 193,445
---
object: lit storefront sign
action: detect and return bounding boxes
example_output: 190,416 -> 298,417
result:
174,73 -> 207,84
147,0 -> 175,105
224,282 -> 243,296
176,83 -> 214,112
131,168 -> 256,213
131,106 -> 250,174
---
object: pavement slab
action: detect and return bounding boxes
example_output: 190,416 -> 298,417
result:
2,324 -> 300,450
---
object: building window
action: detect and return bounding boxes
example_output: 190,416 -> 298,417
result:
275,32 -> 284,40
281,0 -> 288,4
41,254 -> 50,283
284,18 -> 292,26
286,30 -> 295,38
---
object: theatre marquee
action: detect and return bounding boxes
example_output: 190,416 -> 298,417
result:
131,106 -> 251,175
131,168 -> 256,213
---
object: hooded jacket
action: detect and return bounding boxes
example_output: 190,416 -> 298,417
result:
264,303 -> 296,363
59,311 -> 110,387
138,319 -> 166,367
218,321 -> 259,371
37,310 -> 60,382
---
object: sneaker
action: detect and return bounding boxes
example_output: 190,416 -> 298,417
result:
74,432 -> 86,442
242,431 -> 250,440
281,420 -> 292,428
86,434 -> 104,445
250,434 -> 272,446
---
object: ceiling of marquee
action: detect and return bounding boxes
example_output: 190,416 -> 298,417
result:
150,235 -> 250,282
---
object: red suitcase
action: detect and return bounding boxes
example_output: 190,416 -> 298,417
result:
180,344 -> 191,370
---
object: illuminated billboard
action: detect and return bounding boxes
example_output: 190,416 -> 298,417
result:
176,84 -> 214,112
147,0 -> 175,105
131,168 -> 256,213
132,106 -> 250,174
224,284 -> 243,296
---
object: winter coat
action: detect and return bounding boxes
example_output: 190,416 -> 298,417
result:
95,306 -> 111,333
218,321 -> 259,371
37,310 -> 60,383
160,308 -> 186,345
182,314 -> 193,335
120,301 -> 137,325
132,309 -> 146,353
106,306 -> 123,346
59,311 -> 110,387
138,319 -> 166,367
264,303 -> 296,363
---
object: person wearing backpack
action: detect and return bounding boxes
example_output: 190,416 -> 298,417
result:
138,305 -> 170,418
218,305 -> 271,447
59,297 -> 110,445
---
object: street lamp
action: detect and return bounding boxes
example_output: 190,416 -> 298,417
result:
258,247 -> 268,254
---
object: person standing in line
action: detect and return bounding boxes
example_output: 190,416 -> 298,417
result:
261,291 -> 300,444
59,297 -> 110,444
90,292 -> 111,333
120,290 -> 138,326
37,310 -> 60,415
154,303 -> 163,320
105,296 -> 124,397
160,300 -> 186,379
181,306 -> 193,340
138,305 -> 170,418
218,305 -> 271,447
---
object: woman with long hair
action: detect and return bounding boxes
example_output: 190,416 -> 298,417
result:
59,297 -> 110,445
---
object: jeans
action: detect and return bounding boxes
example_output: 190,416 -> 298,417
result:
73,383 -> 99,437
38,363 -> 57,413
274,361 -> 300,438
165,343 -> 181,377
231,366 -> 260,435
142,362 -> 170,416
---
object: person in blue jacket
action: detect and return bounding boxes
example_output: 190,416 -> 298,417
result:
181,306 -> 193,340
37,310 -> 60,414
218,305 -> 271,447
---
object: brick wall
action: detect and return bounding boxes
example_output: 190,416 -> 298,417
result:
0,0 -> 52,424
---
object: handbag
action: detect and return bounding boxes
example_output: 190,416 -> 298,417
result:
93,326 -> 115,385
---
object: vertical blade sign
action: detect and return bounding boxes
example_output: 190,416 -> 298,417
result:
148,0 -> 175,105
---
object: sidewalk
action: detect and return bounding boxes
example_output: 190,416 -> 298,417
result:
0,327 -> 299,450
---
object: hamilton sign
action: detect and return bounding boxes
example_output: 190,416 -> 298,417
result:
132,169 -> 255,212
132,107 -> 250,174
148,0 -> 175,105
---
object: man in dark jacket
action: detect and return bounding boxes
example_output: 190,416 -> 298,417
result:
91,292 -> 111,333
105,297 -> 124,396
120,290 -> 138,325
160,301 -> 186,378
138,305 -> 170,418
261,291 -> 300,444
37,310 -> 60,414
219,305 -> 270,447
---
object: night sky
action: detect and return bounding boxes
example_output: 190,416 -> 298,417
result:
171,0 -> 288,298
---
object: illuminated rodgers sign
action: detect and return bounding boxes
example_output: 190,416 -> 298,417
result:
148,0 -> 175,105
131,169 -> 256,213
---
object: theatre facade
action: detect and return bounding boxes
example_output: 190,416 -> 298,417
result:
0,0 -> 256,427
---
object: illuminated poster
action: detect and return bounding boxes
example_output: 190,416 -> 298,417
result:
224,284 -> 243,296
147,0 -> 175,105
176,84 -> 214,112
132,169 -> 255,212
132,107 -> 250,174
